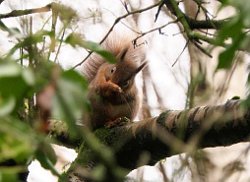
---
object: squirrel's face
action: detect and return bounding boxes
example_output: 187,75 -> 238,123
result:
104,47 -> 146,91
109,61 -> 146,91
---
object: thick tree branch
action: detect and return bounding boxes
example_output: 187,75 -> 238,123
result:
164,0 -> 230,30
110,99 -> 250,169
59,99 -> 250,181
186,16 -> 230,30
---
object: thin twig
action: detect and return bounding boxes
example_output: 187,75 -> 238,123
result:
102,7 -> 140,34
193,41 -> 212,57
154,1 -> 165,22
119,0 -> 130,13
172,40 -> 189,67
133,20 -> 177,45
100,1 -> 161,45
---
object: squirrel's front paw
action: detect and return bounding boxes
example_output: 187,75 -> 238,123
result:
107,81 -> 122,93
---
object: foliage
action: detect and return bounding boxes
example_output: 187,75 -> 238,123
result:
216,0 -> 250,70
0,3 -> 116,181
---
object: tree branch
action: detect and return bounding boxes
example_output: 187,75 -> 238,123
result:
58,99 -> 250,180
0,3 -> 52,19
186,16 -> 230,30
164,0 -> 230,30
110,99 -> 250,169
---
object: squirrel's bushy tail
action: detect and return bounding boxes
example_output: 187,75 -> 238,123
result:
81,32 -> 145,82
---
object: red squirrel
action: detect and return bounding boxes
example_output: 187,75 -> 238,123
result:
82,35 -> 146,128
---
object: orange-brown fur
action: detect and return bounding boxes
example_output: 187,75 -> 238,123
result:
82,34 -> 145,128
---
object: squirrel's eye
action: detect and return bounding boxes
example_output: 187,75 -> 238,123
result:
110,66 -> 116,74
122,80 -> 130,88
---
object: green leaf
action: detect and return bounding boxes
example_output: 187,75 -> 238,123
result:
217,33 -> 245,70
0,61 -> 34,97
0,62 -> 35,115
216,15 -> 245,70
217,44 -> 236,69
65,33 -> 116,63
216,17 -> 243,44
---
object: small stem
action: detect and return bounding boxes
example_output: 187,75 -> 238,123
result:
54,27 -> 66,63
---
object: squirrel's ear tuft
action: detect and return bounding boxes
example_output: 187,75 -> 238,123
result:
135,62 -> 147,74
118,47 -> 129,62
